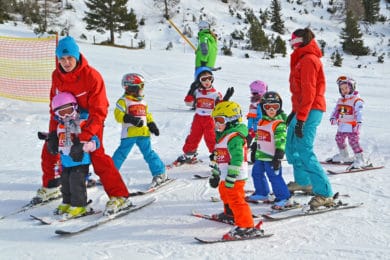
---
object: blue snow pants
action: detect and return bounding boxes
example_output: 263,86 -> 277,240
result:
285,109 -> 333,197
112,136 -> 165,176
251,160 -> 290,201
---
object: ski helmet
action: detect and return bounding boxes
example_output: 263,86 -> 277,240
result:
195,66 -> 213,83
51,92 -> 78,119
198,20 -> 210,31
122,73 -> 145,93
336,75 -> 356,95
249,80 -> 268,95
261,91 -> 283,116
212,101 -> 243,125
51,92 -> 77,111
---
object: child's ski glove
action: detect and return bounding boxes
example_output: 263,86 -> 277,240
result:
147,122 -> 160,136
272,149 -> 285,171
223,87 -> 234,101
123,114 -> 144,127
47,131 -> 59,155
69,137 -> 84,162
225,165 -> 240,188
209,164 -> 220,188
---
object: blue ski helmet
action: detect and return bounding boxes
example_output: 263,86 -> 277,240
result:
194,66 -> 213,82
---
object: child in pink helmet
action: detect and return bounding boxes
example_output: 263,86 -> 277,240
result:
49,92 -> 100,219
246,80 -> 268,163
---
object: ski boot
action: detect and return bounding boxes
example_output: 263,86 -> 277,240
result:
287,181 -> 313,195
308,195 -> 335,210
326,148 -> 353,164
104,197 -> 132,216
150,173 -> 168,188
30,186 -> 62,205
222,225 -> 264,240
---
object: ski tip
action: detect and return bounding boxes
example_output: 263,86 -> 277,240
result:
55,230 -> 72,235
254,220 -> 263,229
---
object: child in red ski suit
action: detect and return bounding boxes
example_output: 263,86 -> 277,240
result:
176,67 -> 233,164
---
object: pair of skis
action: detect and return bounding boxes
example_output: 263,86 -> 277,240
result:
192,192 -> 362,243
321,161 -> 384,174
29,197 -> 156,235
192,213 -> 273,243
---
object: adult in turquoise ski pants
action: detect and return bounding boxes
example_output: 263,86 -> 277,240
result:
285,110 -> 333,197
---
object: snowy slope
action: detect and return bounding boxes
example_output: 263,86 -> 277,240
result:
0,1 -> 390,259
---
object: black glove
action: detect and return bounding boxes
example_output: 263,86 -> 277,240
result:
123,114 -> 144,127
250,141 -> 257,163
46,131 -> 59,155
187,81 -> 199,96
209,164 -> 220,188
223,87 -> 234,101
38,131 -> 48,141
147,122 -> 160,136
272,149 -> 285,170
295,120 -> 304,138
209,174 -> 220,188
69,137 -> 84,162
209,152 -> 216,162
246,134 -> 253,146
200,61 -> 207,67
286,112 -> 295,126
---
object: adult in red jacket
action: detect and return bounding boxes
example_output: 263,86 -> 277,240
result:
35,36 -> 130,215
284,28 -> 334,209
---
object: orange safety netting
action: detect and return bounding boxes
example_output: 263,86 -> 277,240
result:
0,35 -> 57,102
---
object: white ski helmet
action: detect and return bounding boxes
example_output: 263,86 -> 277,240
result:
198,20 -> 210,31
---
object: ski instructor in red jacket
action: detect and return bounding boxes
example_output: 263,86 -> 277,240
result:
34,36 -> 131,215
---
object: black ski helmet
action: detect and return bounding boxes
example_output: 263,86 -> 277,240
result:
261,91 -> 283,115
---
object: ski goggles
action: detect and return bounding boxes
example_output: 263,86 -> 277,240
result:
123,83 -> 144,92
336,76 -> 349,85
199,75 -> 214,82
214,116 -> 228,125
55,104 -> 77,119
263,103 -> 280,111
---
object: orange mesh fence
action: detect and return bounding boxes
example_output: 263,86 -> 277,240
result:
0,35 -> 57,102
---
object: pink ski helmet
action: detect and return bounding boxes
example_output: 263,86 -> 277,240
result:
51,92 -> 78,119
51,92 -> 77,111
249,80 -> 268,95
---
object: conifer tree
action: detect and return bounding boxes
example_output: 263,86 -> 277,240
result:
273,35 -> 287,56
362,0 -> 380,24
340,10 -> 369,56
270,0 -> 285,34
0,0 -> 11,23
34,0 -> 62,34
246,10 -> 269,51
84,0 -> 137,45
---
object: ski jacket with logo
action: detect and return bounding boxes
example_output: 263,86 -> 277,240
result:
330,91 -> 363,133
114,94 -> 154,138
215,123 -> 248,180
254,114 -> 286,161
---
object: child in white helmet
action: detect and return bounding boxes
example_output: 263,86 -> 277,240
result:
327,76 -> 368,170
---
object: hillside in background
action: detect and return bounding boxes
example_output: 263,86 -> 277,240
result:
2,0 -> 389,66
